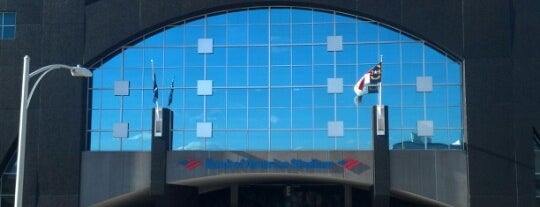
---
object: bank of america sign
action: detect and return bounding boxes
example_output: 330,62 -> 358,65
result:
179,158 -> 361,171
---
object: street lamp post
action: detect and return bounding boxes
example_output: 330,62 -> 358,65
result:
14,55 -> 92,207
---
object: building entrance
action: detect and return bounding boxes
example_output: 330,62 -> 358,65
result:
238,184 -> 343,207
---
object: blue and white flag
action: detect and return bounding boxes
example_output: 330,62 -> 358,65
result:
152,69 -> 158,104
168,78 -> 174,107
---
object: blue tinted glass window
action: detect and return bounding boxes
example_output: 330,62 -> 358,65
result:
270,108 -> 291,129
228,132 -> 248,150
228,47 -> 247,66
1,12 -> 15,40
228,109 -> 247,129
270,66 -> 290,86
313,23 -> 333,43
292,87 -> 312,107
3,26 -> 14,39
208,25 -> 226,45
336,46 -> 356,64
270,8 -> 291,24
249,67 -> 268,86
144,32 -> 164,47
270,46 -> 291,65
207,89 -> 226,108
292,25 -> 313,44
249,91 -> 268,109
249,131 -> 269,150
357,21 -> 378,42
207,12 -> 226,25
249,46 -> 268,66
292,109 -> 313,128
207,67 -> 226,86
88,7 -> 463,151
228,68 -> 247,86
336,23 -> 356,42
227,25 -> 247,44
271,131 -> 291,150
207,48 -> 226,67
291,9 -> 312,23
291,66 -> 312,86
313,10 -> 333,23
164,26 -> 184,46
4,13 -> 15,24
227,10 -> 247,24
270,24 -> 290,44
292,131 -> 313,150
270,88 -> 290,107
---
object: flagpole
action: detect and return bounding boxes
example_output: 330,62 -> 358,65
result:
378,82 -> 382,107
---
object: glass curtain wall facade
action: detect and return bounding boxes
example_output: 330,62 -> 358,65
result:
87,7 -> 463,151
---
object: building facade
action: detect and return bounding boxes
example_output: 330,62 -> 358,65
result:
0,0 -> 539,207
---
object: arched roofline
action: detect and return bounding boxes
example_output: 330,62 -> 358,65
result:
84,2 -> 462,69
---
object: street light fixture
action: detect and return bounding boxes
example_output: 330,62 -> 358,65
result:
14,55 -> 92,207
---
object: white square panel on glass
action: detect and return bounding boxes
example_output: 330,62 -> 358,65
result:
197,80 -> 213,95
198,38 -> 214,54
328,121 -> 344,137
417,120 -> 434,137
113,123 -> 128,138
327,78 -> 343,93
197,122 -> 213,138
327,36 -> 343,52
114,81 -> 129,96
416,76 -> 433,92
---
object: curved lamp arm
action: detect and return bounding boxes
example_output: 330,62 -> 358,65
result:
25,63 -> 92,109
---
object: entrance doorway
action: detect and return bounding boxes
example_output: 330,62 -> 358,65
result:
238,184 -> 343,207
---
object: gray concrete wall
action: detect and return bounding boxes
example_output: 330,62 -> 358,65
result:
391,150 -> 468,207
80,150 -> 467,207
79,152 -> 151,207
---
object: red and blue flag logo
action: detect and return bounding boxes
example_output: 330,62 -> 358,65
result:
179,159 -> 201,170
338,158 -> 360,170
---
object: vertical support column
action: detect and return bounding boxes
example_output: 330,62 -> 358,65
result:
372,105 -> 390,207
151,108 -> 172,199
344,185 -> 352,207
230,184 -> 239,207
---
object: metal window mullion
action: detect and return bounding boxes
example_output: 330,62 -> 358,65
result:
355,19 -> 360,150
245,10 -> 250,149
267,8 -> 272,151
118,50 -> 126,150
445,56 -> 451,147
246,12 -> 251,151
99,59 -> 105,151
311,10 -> 315,150
224,12 -> 229,150
332,12 -> 337,150
399,41 -> 405,149
139,46 -> 147,150
289,8 -> 293,150
422,43 -> 427,120
181,25 -> 187,150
